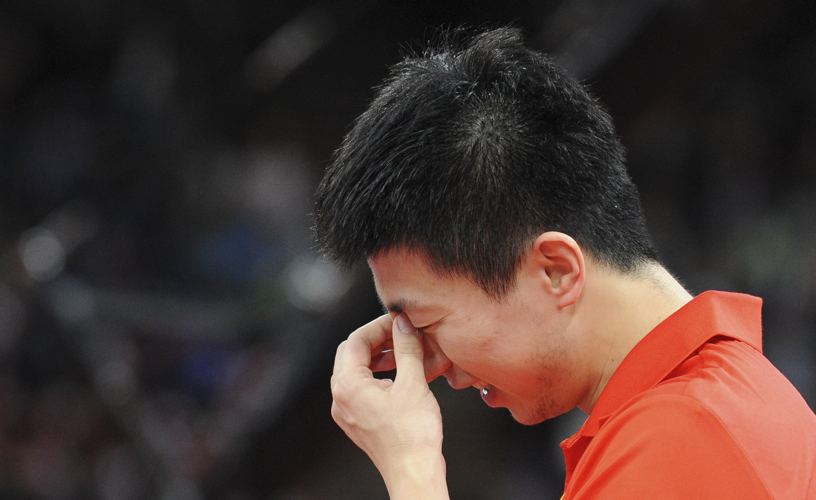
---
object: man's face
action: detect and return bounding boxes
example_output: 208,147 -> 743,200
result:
368,249 -> 580,425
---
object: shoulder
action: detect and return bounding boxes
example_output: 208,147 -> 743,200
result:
567,394 -> 773,500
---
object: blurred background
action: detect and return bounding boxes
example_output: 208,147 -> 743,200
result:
0,0 -> 814,498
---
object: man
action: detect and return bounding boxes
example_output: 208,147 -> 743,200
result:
313,27 -> 816,499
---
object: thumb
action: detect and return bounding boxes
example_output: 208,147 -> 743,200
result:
391,314 -> 428,386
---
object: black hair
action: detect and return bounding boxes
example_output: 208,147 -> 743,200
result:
313,26 -> 659,298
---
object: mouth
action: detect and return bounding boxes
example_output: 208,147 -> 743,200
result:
479,384 -> 497,407
445,378 -> 499,407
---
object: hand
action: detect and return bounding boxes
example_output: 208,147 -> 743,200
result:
331,313 -> 449,499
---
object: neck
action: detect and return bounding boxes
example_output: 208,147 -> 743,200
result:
574,260 -> 693,414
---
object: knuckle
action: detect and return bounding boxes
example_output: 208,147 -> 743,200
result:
396,342 -> 423,356
335,340 -> 348,354
330,378 -> 349,404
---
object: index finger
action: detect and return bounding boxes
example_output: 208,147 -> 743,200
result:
333,314 -> 394,377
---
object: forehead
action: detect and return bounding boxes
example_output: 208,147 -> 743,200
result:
368,249 -> 476,314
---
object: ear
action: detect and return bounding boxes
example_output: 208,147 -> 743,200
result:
528,232 -> 585,308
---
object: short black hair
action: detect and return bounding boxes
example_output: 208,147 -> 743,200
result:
313,26 -> 658,298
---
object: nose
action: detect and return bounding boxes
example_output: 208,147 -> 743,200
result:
421,336 -> 478,389
422,334 -> 452,382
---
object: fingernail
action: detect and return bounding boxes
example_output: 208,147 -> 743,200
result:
396,314 -> 417,334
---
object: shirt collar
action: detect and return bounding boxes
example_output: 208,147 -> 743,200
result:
562,290 -> 763,444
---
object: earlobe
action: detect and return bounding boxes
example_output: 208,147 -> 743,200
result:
530,232 -> 585,308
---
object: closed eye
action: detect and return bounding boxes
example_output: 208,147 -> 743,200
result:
416,323 -> 439,337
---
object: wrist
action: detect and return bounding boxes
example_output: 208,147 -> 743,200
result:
382,452 -> 449,500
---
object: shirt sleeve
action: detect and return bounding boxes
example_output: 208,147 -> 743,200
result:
565,394 -> 773,500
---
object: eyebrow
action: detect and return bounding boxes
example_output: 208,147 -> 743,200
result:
380,297 -> 429,315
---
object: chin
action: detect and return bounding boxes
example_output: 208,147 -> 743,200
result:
510,402 -> 566,426
512,414 -> 546,426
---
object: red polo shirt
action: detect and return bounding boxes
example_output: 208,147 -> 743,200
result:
561,291 -> 816,499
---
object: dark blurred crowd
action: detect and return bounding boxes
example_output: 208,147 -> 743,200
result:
0,1 -> 813,499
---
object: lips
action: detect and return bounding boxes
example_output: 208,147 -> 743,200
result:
479,385 -> 499,407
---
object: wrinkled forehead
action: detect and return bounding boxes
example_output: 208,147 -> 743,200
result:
368,247 -> 437,294
367,251 -> 463,327
368,244 -> 467,284
368,246 -> 506,318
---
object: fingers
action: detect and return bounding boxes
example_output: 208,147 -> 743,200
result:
391,314 -> 429,386
334,314 -> 394,379
370,350 -> 396,372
